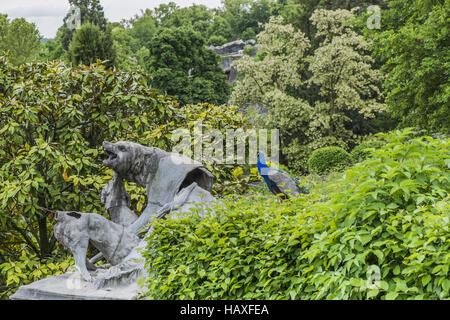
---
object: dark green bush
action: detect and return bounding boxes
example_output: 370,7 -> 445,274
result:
350,140 -> 384,163
307,146 -> 352,174
141,129 -> 449,300
243,45 -> 258,57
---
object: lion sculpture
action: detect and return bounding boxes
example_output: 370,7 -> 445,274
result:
101,141 -> 214,235
53,141 -> 216,285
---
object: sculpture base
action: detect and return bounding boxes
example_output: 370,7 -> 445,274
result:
10,272 -> 142,300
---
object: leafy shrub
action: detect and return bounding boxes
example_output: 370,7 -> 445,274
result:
68,22 -> 116,67
0,250 -> 74,299
307,146 -> 353,174
232,13 -> 387,174
148,27 -> 230,106
171,102 -> 252,195
242,27 -> 256,41
141,193 -> 324,299
300,129 -> 450,299
350,140 -> 384,163
207,35 -> 227,46
243,45 -> 258,57
141,129 -> 449,300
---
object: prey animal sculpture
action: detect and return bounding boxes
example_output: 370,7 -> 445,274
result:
53,211 -> 140,281
257,152 -> 308,202
87,173 -> 140,267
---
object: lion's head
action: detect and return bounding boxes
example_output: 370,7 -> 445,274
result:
102,141 -> 163,186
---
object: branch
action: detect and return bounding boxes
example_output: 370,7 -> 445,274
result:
49,234 -> 57,253
23,214 -> 39,244
249,73 -> 266,97
8,219 -> 40,256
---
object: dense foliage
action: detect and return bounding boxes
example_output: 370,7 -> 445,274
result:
148,27 -> 230,106
350,140 -> 384,163
68,23 -> 116,67
0,15 -> 41,65
0,251 -> 74,299
371,0 -> 449,132
19,0 -> 448,140
142,129 -> 449,300
273,0 -> 388,36
307,146 -> 353,175
231,10 -> 386,173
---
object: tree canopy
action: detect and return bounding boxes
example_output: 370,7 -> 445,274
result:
59,0 -> 108,50
371,0 -> 449,132
231,10 -> 386,172
68,23 -> 116,67
0,15 -> 41,65
148,27 -> 230,106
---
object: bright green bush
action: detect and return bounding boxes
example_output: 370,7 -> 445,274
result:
307,146 -> 353,174
141,129 -> 449,300
350,140 -> 384,163
0,250 -> 74,299
300,129 -> 450,300
207,35 -> 227,46
141,193 -> 325,300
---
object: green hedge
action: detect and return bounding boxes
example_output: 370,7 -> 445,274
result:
307,146 -> 352,174
350,140 -> 384,163
141,193 -> 320,300
141,129 -> 450,300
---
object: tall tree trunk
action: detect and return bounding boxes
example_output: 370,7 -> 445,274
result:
329,89 -> 336,137
38,216 -> 50,258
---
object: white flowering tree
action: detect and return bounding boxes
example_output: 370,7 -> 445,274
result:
306,9 -> 386,149
231,10 -> 386,172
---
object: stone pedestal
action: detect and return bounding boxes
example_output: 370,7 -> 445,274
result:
10,272 -> 141,300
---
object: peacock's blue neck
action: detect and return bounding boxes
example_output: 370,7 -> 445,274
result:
257,154 -> 269,175
258,153 -> 276,190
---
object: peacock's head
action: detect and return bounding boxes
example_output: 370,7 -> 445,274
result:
257,151 -> 265,163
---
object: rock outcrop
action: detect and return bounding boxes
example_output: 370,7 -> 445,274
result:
207,39 -> 257,83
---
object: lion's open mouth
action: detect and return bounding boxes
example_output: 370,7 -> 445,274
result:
102,141 -> 118,166
105,149 -> 117,161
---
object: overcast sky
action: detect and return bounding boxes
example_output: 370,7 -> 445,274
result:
0,0 -> 223,38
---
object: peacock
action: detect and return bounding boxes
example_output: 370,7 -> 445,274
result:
257,152 -> 308,201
